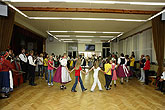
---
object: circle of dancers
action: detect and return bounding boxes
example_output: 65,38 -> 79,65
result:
2,48 -> 163,99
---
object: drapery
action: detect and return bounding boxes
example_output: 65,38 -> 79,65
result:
152,15 -> 165,76
0,7 -> 15,51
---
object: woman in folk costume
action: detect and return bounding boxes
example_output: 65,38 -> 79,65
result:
0,51 -> 18,99
5,49 -> 14,91
53,53 -> 71,89
117,53 -> 130,84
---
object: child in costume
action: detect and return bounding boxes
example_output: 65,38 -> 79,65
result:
117,53 -> 129,84
70,59 -> 87,92
88,61 -> 105,92
110,60 -> 117,87
53,53 -> 71,89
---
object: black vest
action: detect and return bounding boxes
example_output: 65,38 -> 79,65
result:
120,58 -> 125,65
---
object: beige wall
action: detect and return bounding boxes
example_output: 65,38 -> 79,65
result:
46,39 -> 67,56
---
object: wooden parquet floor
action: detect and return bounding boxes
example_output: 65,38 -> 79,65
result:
0,71 -> 165,110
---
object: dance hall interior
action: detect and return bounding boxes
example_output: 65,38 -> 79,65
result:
0,0 -> 165,110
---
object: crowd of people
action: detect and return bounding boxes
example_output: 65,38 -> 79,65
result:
0,48 -> 165,99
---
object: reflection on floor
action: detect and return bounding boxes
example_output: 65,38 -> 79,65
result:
0,70 -> 165,110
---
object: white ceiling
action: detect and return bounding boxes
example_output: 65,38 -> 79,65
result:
7,0 -> 165,42
10,0 -> 165,11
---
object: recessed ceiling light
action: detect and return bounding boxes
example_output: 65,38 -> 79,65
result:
28,17 -> 146,22
63,41 -> 75,42
77,39 -> 92,41
55,35 -> 70,37
60,39 -> 73,40
148,9 -> 165,21
99,36 -> 114,38
76,36 -> 95,38
6,2 -> 28,18
49,31 -> 122,34
47,31 -> 61,42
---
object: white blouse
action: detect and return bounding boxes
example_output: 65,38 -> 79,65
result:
118,57 -> 127,65
60,58 -> 67,66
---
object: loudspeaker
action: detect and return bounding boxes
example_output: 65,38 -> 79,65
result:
0,4 -> 8,17
162,12 -> 165,20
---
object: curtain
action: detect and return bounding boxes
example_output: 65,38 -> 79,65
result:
152,15 -> 165,76
0,7 -> 15,51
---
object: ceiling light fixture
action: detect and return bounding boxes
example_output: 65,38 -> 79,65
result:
47,31 -> 61,42
148,9 -> 165,21
77,39 -> 92,41
6,2 -> 28,18
49,31 -> 122,34
75,36 -> 95,38
99,36 -> 114,38
54,35 -> 115,38
4,0 -> 165,6
28,17 -> 146,22
55,35 -> 71,37
60,39 -> 73,40
109,32 -> 124,42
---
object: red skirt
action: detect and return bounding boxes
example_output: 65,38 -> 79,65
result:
117,65 -> 131,78
53,66 -> 62,83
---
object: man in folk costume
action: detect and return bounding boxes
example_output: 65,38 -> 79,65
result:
53,53 -> 71,89
117,53 -> 130,84
28,50 -> 37,86
19,48 -> 28,83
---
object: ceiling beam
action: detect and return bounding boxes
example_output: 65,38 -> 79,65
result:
16,7 -> 158,15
